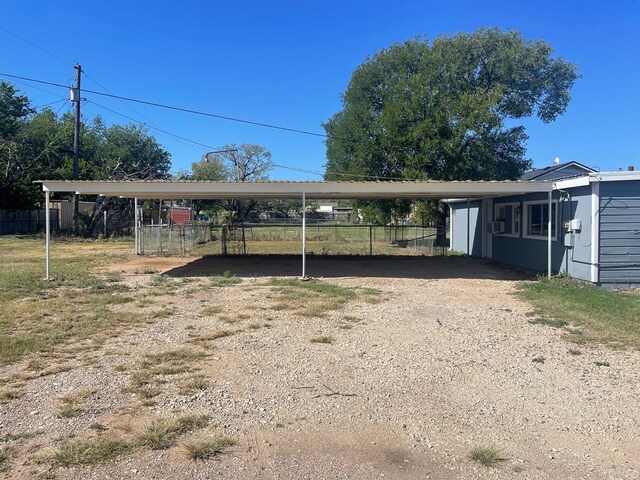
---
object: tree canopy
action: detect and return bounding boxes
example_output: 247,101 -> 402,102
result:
323,28 -> 579,187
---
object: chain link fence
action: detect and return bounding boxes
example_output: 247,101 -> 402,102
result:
140,222 -> 213,254
139,222 -> 447,256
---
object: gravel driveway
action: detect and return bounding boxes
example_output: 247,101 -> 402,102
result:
1,256 -> 638,479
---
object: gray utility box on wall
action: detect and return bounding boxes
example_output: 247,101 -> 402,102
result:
563,233 -> 575,248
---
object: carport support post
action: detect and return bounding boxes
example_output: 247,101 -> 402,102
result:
466,198 -> 470,256
45,190 -> 50,280
301,192 -> 307,278
547,191 -> 552,279
134,197 -> 139,255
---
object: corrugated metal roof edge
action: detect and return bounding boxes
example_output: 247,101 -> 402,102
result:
34,179 -> 545,184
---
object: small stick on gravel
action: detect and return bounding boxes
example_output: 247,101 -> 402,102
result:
312,383 -> 357,399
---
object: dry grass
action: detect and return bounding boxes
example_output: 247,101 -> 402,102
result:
0,237 -> 168,367
200,306 -> 223,316
58,389 -> 95,418
138,415 -> 210,450
178,374 -> 209,395
267,278 -> 363,317
52,438 -> 130,466
187,329 -> 241,348
183,435 -> 234,460
310,335 -> 334,344
0,446 -> 13,472
126,348 -> 207,402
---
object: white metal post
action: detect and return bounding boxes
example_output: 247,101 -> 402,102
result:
45,190 -> 51,280
547,191 -> 552,279
302,192 -> 307,279
134,197 -> 139,255
466,198 -> 470,256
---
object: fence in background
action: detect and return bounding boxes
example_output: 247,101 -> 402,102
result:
140,222 -> 212,255
0,209 -> 59,235
139,223 -> 447,256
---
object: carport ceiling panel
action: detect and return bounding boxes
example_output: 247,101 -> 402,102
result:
38,180 -> 552,200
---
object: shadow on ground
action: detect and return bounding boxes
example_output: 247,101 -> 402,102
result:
162,255 -> 534,281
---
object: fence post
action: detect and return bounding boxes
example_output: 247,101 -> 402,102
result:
103,210 -> 107,238
221,225 -> 227,256
369,225 -> 373,256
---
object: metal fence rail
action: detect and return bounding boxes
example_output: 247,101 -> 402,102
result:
139,223 -> 447,256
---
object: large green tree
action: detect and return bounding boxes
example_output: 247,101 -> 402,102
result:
1,82 -> 171,234
323,28 -> 579,222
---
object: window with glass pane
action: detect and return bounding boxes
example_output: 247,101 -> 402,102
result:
527,203 -> 556,237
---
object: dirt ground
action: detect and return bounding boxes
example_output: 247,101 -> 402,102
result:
1,255 -> 639,479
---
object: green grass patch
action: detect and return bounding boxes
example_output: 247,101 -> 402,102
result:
517,276 -> 640,349
468,446 -> 506,467
0,237 -> 154,367
210,271 -> 242,287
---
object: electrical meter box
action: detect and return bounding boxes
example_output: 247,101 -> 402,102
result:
566,219 -> 582,232
564,233 -> 575,248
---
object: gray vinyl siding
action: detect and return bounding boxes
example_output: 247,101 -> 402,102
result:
450,200 -> 482,256
599,181 -> 640,286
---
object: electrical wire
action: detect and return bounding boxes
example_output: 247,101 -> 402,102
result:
1,72 -> 407,181
86,100 -> 217,151
34,98 -> 68,110
0,72 -> 331,139
81,70 -> 167,133
0,73 -> 65,99
0,25 -> 74,67
89,101 -> 403,180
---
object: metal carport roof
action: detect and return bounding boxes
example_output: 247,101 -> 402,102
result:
36,179 -> 554,281
37,179 -> 553,199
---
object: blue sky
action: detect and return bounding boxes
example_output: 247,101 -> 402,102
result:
2,0 -> 638,179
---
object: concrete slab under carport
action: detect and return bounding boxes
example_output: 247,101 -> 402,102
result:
111,254 -> 534,282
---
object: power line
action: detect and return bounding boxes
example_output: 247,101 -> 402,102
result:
34,98 -> 68,110
81,70 -> 166,133
0,25 -> 74,67
87,100 -> 217,151
86,101 -> 402,180
0,73 -> 66,99
1,72 -> 404,181
0,72 -> 331,139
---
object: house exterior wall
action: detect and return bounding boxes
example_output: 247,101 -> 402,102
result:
450,200 -> 482,256
490,192 -> 565,274
599,180 -> 640,287
557,185 -> 593,281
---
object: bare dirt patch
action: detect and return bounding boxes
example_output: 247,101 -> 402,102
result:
1,255 -> 639,479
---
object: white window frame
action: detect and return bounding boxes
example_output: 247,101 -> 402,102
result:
493,202 -> 520,237
523,200 -> 558,241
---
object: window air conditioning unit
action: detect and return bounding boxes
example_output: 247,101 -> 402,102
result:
491,221 -> 505,234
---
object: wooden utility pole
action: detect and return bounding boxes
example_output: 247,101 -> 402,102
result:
72,64 -> 82,216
